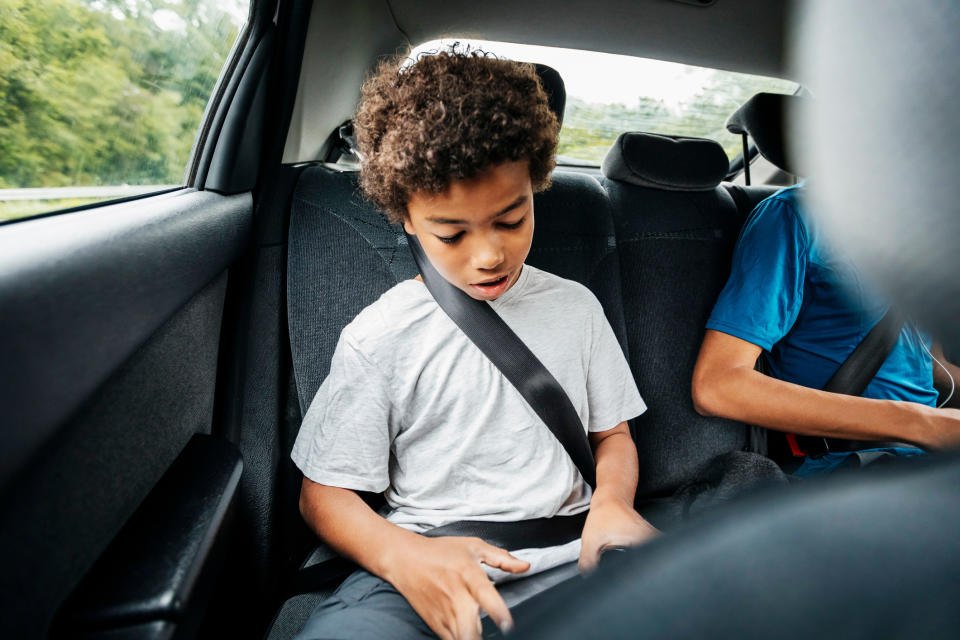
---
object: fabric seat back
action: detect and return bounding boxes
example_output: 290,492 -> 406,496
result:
600,132 -> 752,498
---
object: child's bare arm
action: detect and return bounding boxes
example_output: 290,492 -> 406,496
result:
578,422 -> 659,572
299,478 -> 529,640
692,329 -> 960,449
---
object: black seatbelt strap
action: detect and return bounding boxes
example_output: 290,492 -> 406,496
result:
405,233 -> 597,489
741,133 -> 752,186
788,307 -> 905,456
723,183 -> 753,219
823,308 -> 904,396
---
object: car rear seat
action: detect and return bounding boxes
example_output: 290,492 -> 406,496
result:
276,165 -> 630,635
269,95 -> 783,639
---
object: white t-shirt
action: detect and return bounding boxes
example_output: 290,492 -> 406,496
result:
291,264 -> 646,579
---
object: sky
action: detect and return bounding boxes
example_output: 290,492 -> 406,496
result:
150,0 -> 250,31
415,40 -> 714,105
412,39 -> 778,108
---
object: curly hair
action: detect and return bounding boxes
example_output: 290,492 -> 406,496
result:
354,47 -> 560,224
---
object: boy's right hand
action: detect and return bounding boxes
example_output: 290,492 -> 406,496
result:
382,535 -> 530,640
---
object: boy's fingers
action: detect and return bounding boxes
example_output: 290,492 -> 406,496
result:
468,575 -> 515,635
578,541 -> 602,573
477,544 -> 531,574
453,596 -> 482,640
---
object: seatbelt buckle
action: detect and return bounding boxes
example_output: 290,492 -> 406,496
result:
786,434 -> 831,458
785,433 -> 807,457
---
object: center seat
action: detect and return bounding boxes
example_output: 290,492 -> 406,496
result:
598,132 -> 757,514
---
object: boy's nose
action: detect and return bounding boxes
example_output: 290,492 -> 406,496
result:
471,235 -> 505,270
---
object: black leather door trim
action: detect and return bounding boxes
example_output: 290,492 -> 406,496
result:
0,189 -> 252,494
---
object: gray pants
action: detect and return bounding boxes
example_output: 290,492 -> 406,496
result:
293,570 -> 438,640
294,562 -> 582,640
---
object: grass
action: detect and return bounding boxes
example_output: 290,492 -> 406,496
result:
0,198 -> 112,223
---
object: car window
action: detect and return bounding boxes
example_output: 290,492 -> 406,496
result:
0,0 -> 250,223
411,39 -> 799,167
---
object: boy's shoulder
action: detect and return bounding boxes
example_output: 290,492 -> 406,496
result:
341,279 -> 435,351
507,265 -> 602,314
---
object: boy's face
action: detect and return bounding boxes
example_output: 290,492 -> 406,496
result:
403,160 -> 534,301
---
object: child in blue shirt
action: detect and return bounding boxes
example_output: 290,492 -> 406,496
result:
692,183 -> 960,473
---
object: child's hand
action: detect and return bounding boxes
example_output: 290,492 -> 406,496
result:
383,535 -> 530,640
578,496 -> 659,573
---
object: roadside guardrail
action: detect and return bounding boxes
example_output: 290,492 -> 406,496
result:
0,186 -> 178,201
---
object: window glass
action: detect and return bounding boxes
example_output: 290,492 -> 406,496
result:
411,39 -> 799,167
0,0 -> 249,222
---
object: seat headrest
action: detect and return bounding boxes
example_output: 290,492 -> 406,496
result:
534,63 -> 566,127
601,132 -> 729,191
725,92 -> 805,176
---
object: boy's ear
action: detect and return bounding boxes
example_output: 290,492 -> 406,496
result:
401,215 -> 415,235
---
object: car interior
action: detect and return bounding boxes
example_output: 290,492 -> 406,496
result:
1,1 -> 957,638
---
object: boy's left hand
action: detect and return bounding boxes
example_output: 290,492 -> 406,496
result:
578,496 -> 658,573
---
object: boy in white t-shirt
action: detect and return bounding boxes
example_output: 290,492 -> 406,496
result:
292,49 -> 657,640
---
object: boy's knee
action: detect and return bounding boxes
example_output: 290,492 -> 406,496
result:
296,571 -> 433,640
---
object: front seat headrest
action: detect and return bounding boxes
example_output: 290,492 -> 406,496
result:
726,92 -> 805,176
601,132 -> 729,191
534,63 -> 566,127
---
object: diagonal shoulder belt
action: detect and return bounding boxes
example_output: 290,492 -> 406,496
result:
406,233 -> 596,489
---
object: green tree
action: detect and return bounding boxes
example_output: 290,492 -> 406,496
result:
556,70 -> 796,166
0,0 -> 242,189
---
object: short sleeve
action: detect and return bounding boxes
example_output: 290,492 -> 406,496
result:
290,330 -> 392,492
585,301 -> 647,432
706,194 -> 809,351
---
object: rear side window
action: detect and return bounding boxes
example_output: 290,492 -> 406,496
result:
0,0 -> 249,223
412,39 -> 799,167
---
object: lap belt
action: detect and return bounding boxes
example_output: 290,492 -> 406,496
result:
292,512 -> 588,596
787,308 -> 906,457
422,512 -> 588,551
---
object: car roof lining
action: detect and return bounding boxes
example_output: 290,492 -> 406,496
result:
283,0 -> 791,164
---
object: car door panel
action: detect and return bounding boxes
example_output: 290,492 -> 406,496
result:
0,190 -> 252,638
0,190 -> 251,490
53,434 -> 243,640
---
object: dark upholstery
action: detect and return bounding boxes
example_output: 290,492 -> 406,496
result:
725,92 -> 805,176
534,64 -> 566,127
603,179 -> 749,496
599,131 -> 751,497
602,132 -> 729,192
265,591 -> 332,640
723,183 -> 781,219
287,170 -> 416,416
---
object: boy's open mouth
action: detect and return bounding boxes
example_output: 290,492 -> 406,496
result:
468,273 -> 513,298
474,275 -> 508,288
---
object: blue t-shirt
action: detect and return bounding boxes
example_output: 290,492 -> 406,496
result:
707,184 -> 937,406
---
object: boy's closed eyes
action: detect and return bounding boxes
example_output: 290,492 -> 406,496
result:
404,159 -> 535,301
